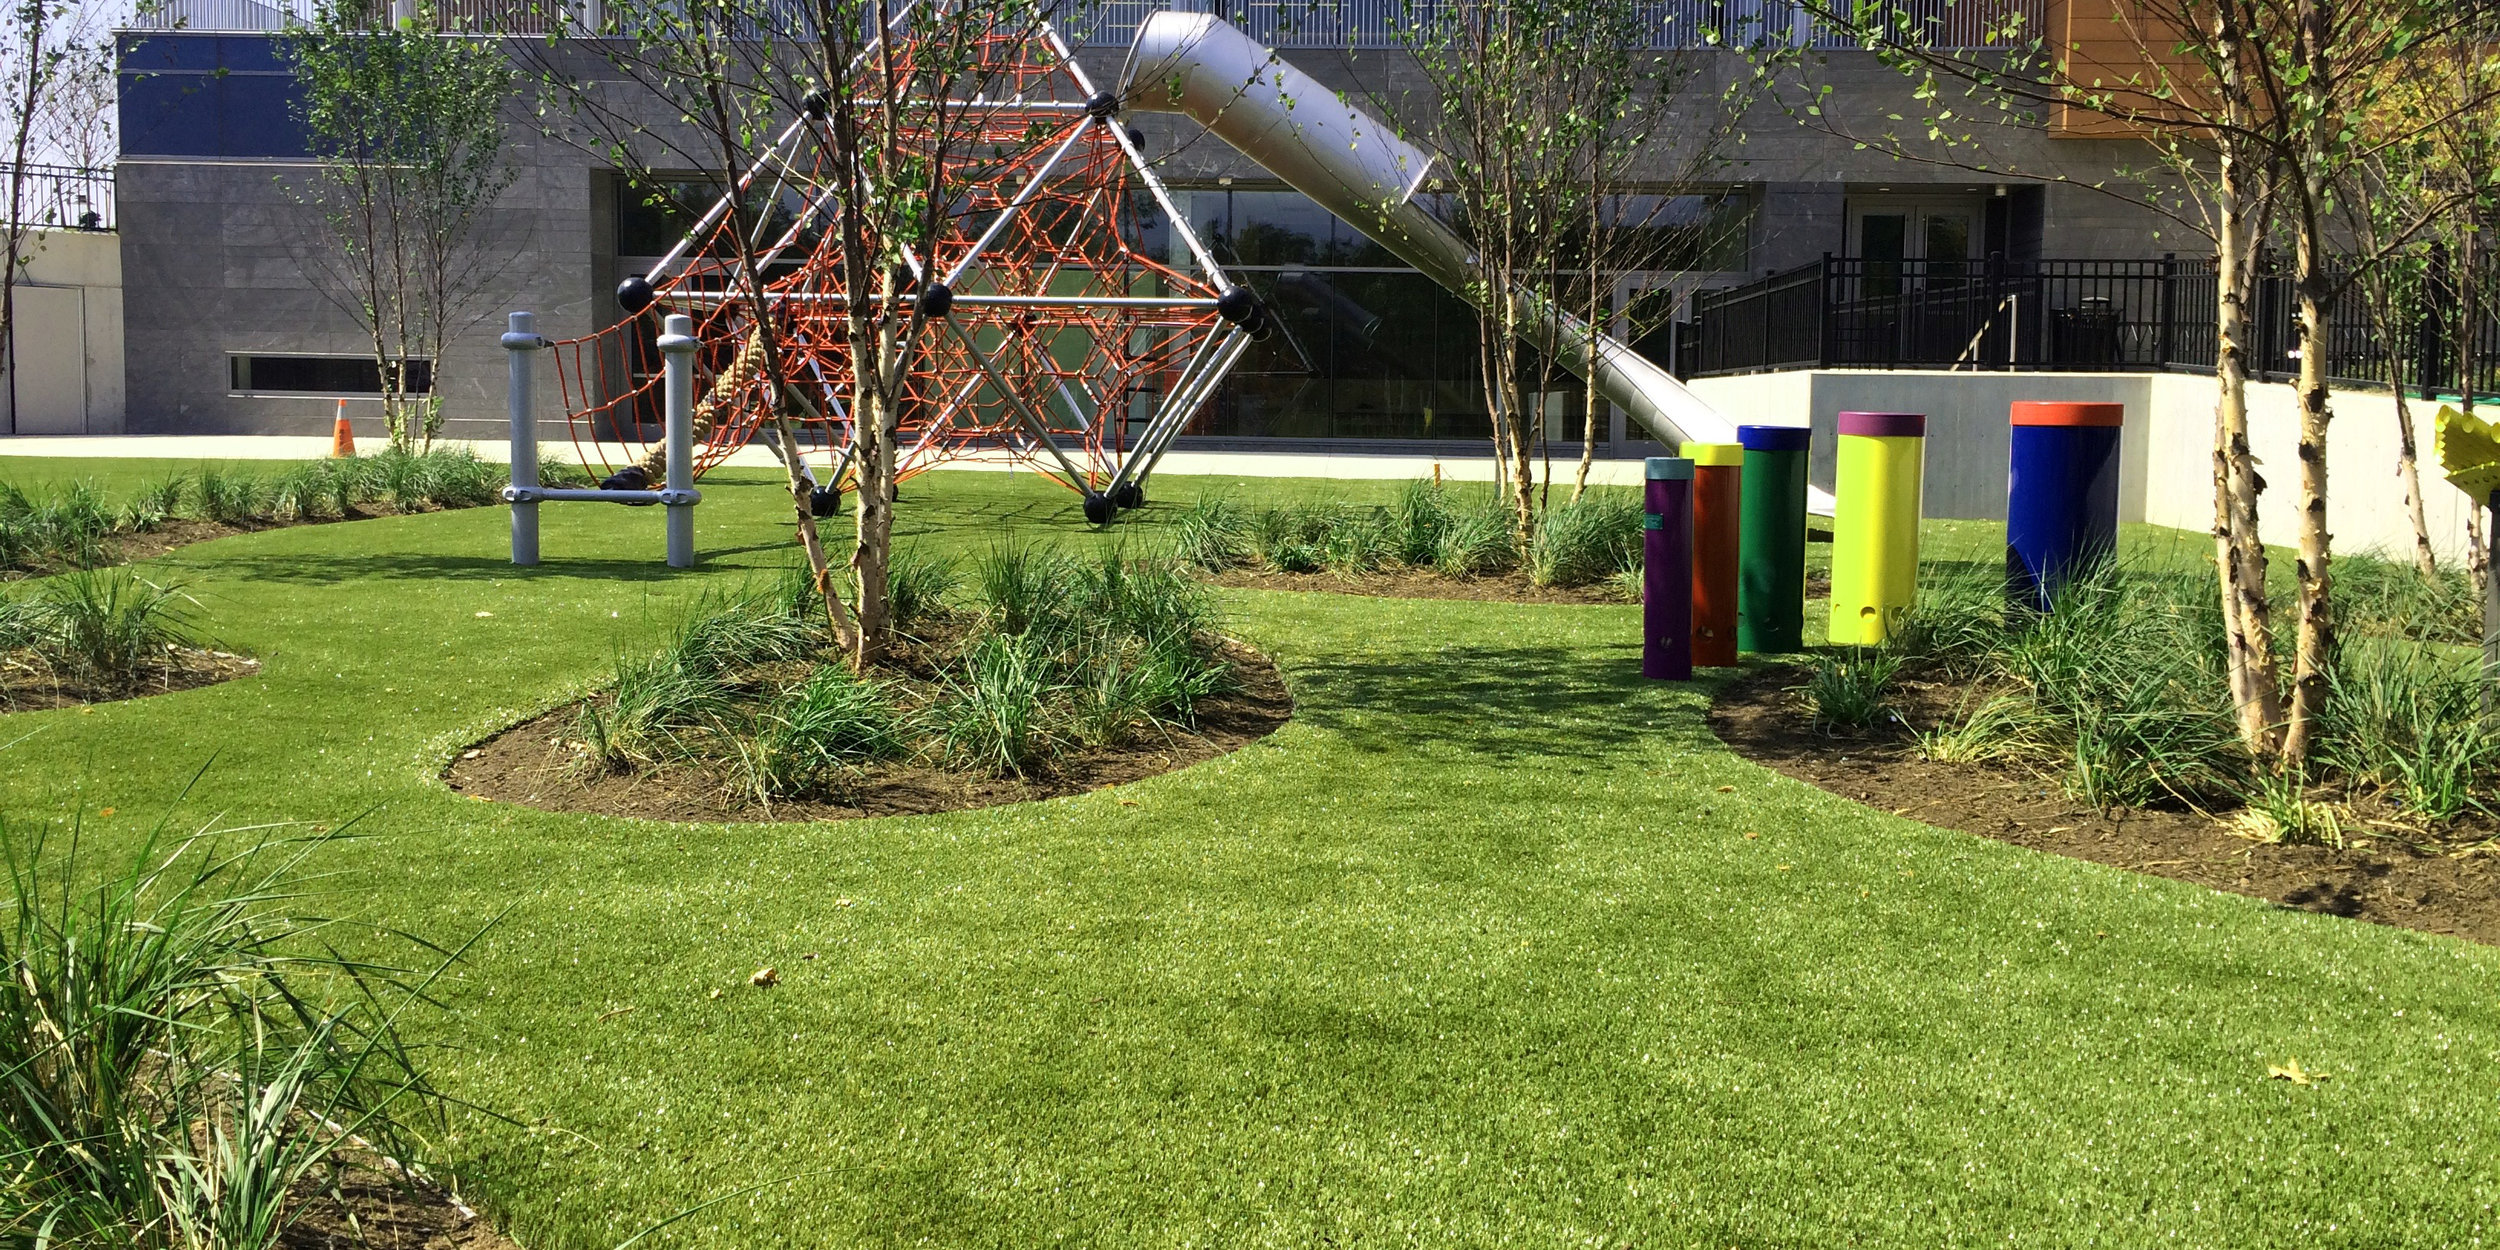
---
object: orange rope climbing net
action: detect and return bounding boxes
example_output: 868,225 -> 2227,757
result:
541,17 -> 1250,509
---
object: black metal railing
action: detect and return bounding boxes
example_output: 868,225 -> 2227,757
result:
0,165 -> 113,231
1690,254 -> 2500,400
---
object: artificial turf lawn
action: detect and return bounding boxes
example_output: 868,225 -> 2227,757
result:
3,456 -> 2496,1247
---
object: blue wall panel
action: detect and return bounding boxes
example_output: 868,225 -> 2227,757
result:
118,33 -> 309,159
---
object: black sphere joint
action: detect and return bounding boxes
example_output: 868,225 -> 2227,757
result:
918,282 -> 954,318
1111,483 -> 1144,510
1126,127 -> 1146,149
809,485 -> 842,517
1216,287 -> 1258,324
616,275 -> 656,315
1085,91 -> 1120,119
1082,492 -> 1116,525
803,90 -> 830,120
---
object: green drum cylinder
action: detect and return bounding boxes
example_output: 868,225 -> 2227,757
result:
1736,424 -> 1811,653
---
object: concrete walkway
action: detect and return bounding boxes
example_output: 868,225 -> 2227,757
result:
0,435 -> 1656,486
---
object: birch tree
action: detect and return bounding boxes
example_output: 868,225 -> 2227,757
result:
289,0 -> 519,451
1400,0 -> 1752,539
542,0 -> 1068,666
1784,0 -> 2497,769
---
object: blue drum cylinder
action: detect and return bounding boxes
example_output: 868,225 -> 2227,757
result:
2006,401 -> 2124,611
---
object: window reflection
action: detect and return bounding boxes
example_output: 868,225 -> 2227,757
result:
613,179 -> 1751,442
1165,185 -> 1747,439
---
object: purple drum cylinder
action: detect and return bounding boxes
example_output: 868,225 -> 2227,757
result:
1644,457 -> 1695,681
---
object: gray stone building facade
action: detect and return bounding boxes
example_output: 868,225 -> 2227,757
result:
113,4 -> 2178,447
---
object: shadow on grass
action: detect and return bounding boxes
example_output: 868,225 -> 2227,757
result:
1288,641 -> 1723,764
184,542 -> 796,585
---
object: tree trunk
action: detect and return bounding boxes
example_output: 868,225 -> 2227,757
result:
2282,250 -> 2336,770
1574,375 -> 1600,502
849,308 -> 900,670
2211,166 -> 2285,762
2390,384 -> 2435,576
2462,229 -> 2497,708
2,4 -> 44,438
781,394 -> 858,654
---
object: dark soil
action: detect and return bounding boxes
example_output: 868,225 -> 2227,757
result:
444,642 -> 1294,824
278,1156 -> 519,1250
1208,566 -> 1630,606
1711,663 -> 2500,946
0,647 -> 260,710
108,516 -> 307,564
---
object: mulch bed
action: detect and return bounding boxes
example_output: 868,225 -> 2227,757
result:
1711,663 -> 2500,946
0,648 -> 261,711
1206,567 -> 1630,606
279,1157 -> 519,1250
444,642 -> 1294,824
105,516 -> 309,565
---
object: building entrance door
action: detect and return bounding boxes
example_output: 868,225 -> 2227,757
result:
1849,199 -> 1980,294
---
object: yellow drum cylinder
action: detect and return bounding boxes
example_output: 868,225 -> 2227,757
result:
1829,411 -> 1927,645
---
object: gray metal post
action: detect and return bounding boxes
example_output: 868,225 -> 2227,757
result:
659,313 -> 699,569
501,311 -> 545,566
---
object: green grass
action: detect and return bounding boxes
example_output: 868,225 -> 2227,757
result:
0,457 -> 2495,1246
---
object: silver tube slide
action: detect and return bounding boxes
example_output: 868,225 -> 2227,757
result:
1118,11 -> 1740,452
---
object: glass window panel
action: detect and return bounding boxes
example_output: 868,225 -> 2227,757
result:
1194,270 -> 1501,441
1924,212 -> 1972,282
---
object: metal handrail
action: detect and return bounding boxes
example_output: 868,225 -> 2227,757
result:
1690,253 -> 2500,399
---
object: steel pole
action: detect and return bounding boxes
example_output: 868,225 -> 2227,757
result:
500,311 -> 545,567
659,313 -> 699,569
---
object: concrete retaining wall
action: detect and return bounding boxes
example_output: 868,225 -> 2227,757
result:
1,229 -> 124,436
1684,368 -> 2488,566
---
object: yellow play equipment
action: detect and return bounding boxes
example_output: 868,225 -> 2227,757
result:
1829,411 -> 1928,645
2437,405 -> 2500,501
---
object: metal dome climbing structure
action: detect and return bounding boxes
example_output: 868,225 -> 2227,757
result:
540,11 -> 1262,520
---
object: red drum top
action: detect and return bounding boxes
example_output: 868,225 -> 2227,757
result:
2010,401 -> 2124,428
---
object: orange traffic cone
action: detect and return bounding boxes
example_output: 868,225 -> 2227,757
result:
330,400 -> 356,458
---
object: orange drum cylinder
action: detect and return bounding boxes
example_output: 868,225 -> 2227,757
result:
1683,441 -> 1744,668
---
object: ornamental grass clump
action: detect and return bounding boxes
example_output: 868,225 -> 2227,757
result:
1389,478 -> 1453,567
0,807 -> 455,1247
1864,549 -> 2500,829
2318,639 -> 2500,823
886,548 -> 962,634
195,465 -> 279,525
2003,564 -> 2242,810
1170,495 -> 1250,572
13,571 -> 205,694
1,452 -> 509,578
938,632 -> 1061,776
272,459 -> 344,521
0,479 -> 115,572
748,665 -> 908,800
1525,493 -> 1641,589
1251,506 -> 1329,574
575,546 -> 1239,795
124,473 -> 186,532
1433,496 -> 1520,579
1802,647 -> 1901,731
579,591 -> 803,771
